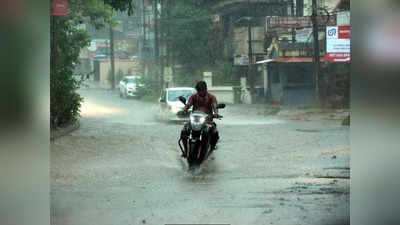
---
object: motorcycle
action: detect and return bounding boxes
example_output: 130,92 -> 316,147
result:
177,96 -> 225,170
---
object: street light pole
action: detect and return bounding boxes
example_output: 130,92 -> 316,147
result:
109,24 -> 115,90
247,0 -> 254,102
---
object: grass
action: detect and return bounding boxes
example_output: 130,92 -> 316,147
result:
261,106 -> 281,116
297,103 -> 318,110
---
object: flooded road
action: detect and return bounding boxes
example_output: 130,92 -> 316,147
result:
51,86 -> 349,225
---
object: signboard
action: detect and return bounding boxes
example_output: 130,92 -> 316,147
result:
234,55 -> 249,66
296,28 -> 312,43
326,26 -> 351,62
267,15 -> 336,28
88,39 -> 110,57
51,0 -> 69,16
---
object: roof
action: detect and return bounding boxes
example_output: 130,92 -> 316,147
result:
275,57 -> 326,63
166,87 -> 196,91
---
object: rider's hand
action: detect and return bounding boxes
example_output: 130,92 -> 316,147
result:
178,110 -> 187,116
213,114 -> 222,119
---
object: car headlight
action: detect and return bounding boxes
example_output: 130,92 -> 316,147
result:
170,106 -> 182,113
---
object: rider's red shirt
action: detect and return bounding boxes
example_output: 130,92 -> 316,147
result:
187,92 -> 217,115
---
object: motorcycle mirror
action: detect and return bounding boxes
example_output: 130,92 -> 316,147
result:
216,103 -> 226,109
178,96 -> 187,105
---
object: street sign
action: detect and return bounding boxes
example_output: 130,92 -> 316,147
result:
326,26 -> 351,63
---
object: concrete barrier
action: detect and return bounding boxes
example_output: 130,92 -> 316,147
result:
208,86 -> 234,104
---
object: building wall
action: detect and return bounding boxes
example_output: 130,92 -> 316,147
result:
279,63 -> 316,105
304,0 -> 341,16
99,59 -> 141,86
337,11 -> 350,25
232,26 -> 265,56
208,87 -> 235,104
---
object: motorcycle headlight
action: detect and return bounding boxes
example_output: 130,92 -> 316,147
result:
190,115 -> 205,131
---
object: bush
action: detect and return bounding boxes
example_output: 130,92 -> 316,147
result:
342,115 -> 350,126
51,69 -> 83,128
116,69 -> 125,83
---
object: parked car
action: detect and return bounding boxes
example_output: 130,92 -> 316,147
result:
159,87 -> 196,121
119,75 -> 142,98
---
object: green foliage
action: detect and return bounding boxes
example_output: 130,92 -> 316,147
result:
116,69 -> 124,82
51,16 -> 90,128
213,59 -> 234,85
166,1 -> 213,70
51,0 -> 134,128
342,115 -> 350,126
173,68 -> 202,87
135,72 -> 159,97
261,106 -> 281,116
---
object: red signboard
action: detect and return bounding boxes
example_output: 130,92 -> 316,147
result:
267,15 -> 337,28
51,0 -> 69,16
338,26 -> 351,39
326,53 -> 350,62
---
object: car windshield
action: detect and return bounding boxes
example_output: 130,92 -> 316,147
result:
168,90 -> 195,102
126,78 -> 137,84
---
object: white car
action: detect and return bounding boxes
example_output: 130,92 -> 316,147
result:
119,76 -> 141,98
159,87 -> 197,121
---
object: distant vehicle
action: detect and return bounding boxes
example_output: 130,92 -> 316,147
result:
119,76 -> 142,98
159,87 -> 196,121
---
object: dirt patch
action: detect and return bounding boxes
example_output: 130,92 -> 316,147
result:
278,108 -> 350,123
50,120 -> 80,141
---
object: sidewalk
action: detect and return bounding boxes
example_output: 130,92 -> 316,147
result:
225,103 -> 350,123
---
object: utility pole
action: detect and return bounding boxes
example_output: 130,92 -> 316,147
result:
291,0 -> 295,43
311,0 -> 320,105
109,24 -> 115,90
160,0 -> 165,90
142,0 -> 146,76
247,0 -> 254,102
154,0 -> 160,90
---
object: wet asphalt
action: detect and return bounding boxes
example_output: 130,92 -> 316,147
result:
51,86 -> 350,225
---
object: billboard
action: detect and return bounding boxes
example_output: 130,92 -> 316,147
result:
326,26 -> 351,63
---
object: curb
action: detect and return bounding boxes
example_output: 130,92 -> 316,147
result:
50,120 -> 80,141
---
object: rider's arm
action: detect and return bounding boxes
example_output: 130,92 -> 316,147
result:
183,95 -> 194,112
211,96 -> 218,115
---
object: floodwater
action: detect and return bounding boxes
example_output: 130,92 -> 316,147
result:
51,84 -> 349,225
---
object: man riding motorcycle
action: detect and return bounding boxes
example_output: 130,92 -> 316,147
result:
178,81 -> 221,158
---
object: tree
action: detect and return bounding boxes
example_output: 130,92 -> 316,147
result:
163,0 -> 215,85
50,0 -> 134,128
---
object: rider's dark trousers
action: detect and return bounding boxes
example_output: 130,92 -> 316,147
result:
180,122 -> 219,153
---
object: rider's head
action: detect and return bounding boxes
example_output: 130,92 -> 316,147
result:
195,81 -> 207,97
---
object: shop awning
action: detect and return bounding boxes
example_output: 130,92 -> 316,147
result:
256,57 -> 326,64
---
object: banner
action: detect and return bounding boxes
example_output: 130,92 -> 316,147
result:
51,0 -> 68,16
267,15 -> 336,28
326,26 -> 351,63
296,28 -> 312,43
